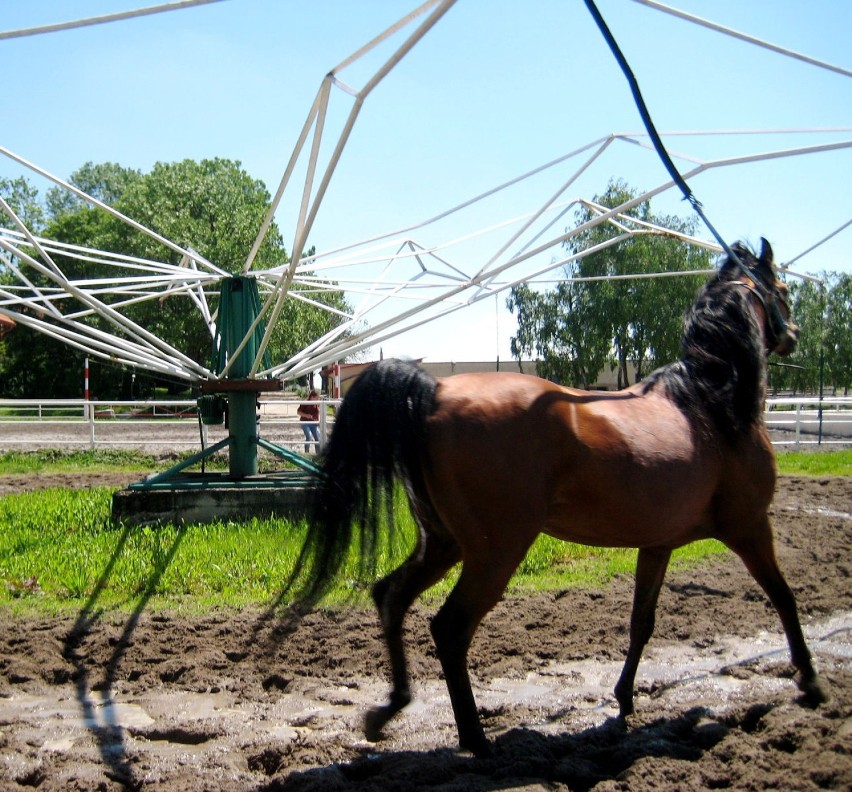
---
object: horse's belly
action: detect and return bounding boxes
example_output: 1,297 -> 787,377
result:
543,467 -> 717,549
544,511 -> 714,549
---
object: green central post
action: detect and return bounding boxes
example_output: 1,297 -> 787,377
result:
214,276 -> 271,479
229,391 -> 258,477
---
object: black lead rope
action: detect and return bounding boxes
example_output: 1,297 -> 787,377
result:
583,0 -> 749,275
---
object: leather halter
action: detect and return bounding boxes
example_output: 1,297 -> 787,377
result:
733,275 -> 790,351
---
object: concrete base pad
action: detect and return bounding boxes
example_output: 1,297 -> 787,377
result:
111,473 -> 314,526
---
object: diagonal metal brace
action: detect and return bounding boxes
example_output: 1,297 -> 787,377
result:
130,437 -> 233,488
255,436 -> 324,476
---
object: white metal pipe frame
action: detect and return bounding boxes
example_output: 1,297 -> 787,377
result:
0,1 -> 849,388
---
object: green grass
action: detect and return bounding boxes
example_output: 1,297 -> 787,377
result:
0,450 -> 846,616
2,447 -> 847,478
776,449 -> 852,477
0,449 -> 156,475
0,448 -> 298,477
0,487 -> 307,613
0,484 -> 724,616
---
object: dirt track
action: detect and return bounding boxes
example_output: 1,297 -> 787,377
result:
0,475 -> 850,791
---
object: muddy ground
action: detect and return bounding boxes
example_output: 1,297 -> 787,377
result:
0,474 -> 850,791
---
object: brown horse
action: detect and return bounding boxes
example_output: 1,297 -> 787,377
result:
293,238 -> 827,756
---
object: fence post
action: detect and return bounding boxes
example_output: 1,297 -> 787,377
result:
319,398 -> 327,451
794,403 -> 802,450
83,357 -> 89,418
88,402 -> 96,450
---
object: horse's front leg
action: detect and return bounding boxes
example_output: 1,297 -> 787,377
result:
728,522 -> 828,706
365,532 -> 460,742
614,547 -> 672,717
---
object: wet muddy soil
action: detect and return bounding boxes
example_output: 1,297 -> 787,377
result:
0,475 -> 850,791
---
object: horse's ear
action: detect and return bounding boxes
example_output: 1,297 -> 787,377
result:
759,238 -> 774,267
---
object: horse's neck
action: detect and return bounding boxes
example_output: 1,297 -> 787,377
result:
680,286 -> 767,435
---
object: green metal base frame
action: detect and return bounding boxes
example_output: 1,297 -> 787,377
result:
113,438 -> 322,526
128,435 -> 322,492
113,272 -> 324,523
112,475 -> 315,526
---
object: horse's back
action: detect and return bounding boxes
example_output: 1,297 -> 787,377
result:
423,371 -> 724,550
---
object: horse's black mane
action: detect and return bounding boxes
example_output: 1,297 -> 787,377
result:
642,246 -> 766,438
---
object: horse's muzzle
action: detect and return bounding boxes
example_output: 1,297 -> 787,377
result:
774,322 -> 799,356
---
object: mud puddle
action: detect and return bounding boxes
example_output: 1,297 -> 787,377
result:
3,612 -> 848,775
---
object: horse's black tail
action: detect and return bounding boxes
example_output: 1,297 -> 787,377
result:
288,359 -> 438,606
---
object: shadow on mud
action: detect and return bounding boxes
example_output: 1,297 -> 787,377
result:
62,523 -> 187,790
261,706 -> 732,791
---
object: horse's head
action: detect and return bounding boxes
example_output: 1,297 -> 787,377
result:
728,238 -> 799,356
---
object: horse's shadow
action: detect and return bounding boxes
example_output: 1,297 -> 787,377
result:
264,706 -> 733,791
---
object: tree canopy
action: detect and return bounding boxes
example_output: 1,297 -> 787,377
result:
768,272 -> 852,396
508,180 -> 852,395
508,181 -> 712,388
0,159 -> 350,398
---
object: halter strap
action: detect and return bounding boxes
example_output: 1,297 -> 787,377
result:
733,279 -> 789,349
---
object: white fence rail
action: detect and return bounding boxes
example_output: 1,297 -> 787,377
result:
0,397 -> 340,455
0,396 -> 849,453
765,396 -> 852,449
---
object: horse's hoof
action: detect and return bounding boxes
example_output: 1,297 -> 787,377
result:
614,685 -> 634,719
364,707 -> 388,742
799,675 -> 829,707
459,733 -> 491,758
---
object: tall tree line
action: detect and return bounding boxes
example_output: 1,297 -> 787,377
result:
508,181 -> 711,389
769,273 -> 852,396
508,181 -> 852,394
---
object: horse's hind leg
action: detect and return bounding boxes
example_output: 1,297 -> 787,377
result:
727,520 -> 828,705
365,530 -> 461,742
614,547 -> 672,717
431,542 -> 533,757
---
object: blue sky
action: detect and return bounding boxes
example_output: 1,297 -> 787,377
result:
1,0 -> 850,362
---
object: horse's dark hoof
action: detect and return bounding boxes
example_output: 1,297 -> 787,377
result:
364,707 -> 389,742
799,675 -> 829,707
614,684 -> 634,719
459,734 -> 491,758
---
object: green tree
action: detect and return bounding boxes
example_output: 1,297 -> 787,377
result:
0,176 -> 45,231
825,273 -> 852,394
771,277 -> 824,394
507,281 -> 609,388
769,272 -> 852,397
105,159 -> 282,270
45,161 -> 142,219
0,312 -> 85,397
509,180 -> 711,388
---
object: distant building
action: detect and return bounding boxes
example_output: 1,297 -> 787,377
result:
320,358 -> 630,397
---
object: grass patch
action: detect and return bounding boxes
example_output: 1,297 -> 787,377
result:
0,487 -> 309,613
776,449 -> 852,477
0,448 -> 305,477
0,484 -> 726,616
0,449 -> 157,475
506,535 -> 727,595
2,448 -> 846,479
